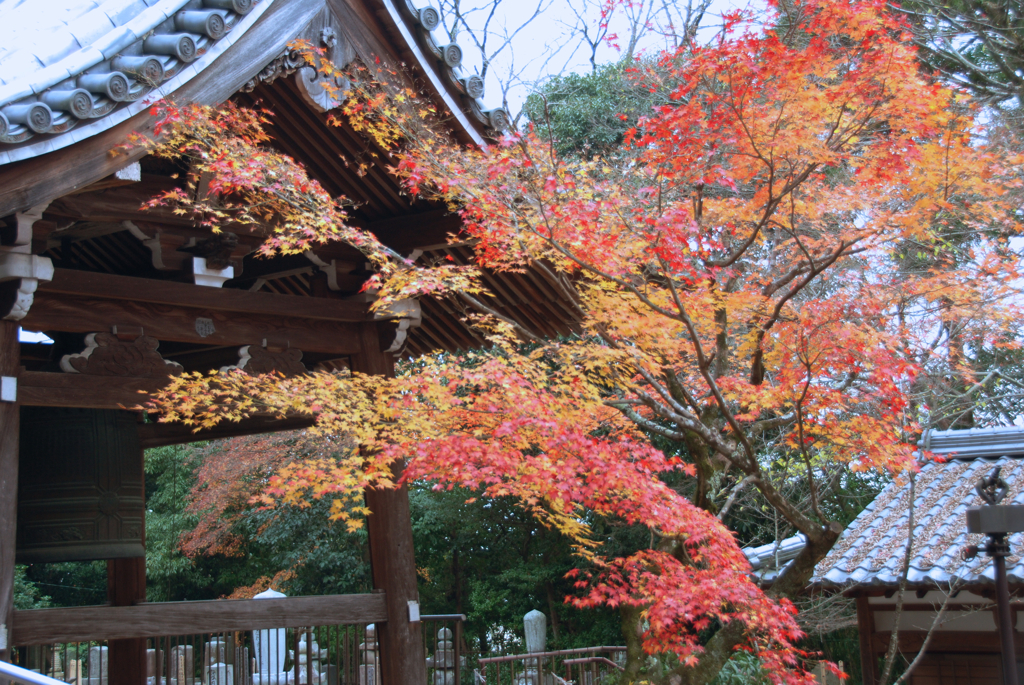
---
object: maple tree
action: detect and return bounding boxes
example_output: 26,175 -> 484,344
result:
136,0 -> 1024,681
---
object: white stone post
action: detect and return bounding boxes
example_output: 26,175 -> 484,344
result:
522,610 -> 547,685
253,588 -> 289,684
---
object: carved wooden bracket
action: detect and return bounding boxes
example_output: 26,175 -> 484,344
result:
374,299 -> 422,353
1,201 -> 55,320
60,330 -> 184,377
222,342 -> 307,376
0,252 -> 54,321
3,202 -> 50,251
126,222 -> 252,275
125,221 -> 190,271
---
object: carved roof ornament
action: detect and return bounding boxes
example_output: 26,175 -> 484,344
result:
243,24 -> 351,113
222,341 -> 307,376
60,330 -> 184,377
0,0 -> 266,164
239,49 -> 308,93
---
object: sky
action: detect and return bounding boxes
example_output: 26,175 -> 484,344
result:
429,0 -> 760,115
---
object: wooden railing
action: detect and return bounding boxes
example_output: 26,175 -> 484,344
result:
477,646 -> 627,685
10,593 -> 390,685
12,593 -> 388,645
15,624 -> 378,685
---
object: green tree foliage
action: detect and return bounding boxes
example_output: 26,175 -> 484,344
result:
144,440 -> 370,601
146,444 -> 213,601
898,0 -> 1024,116
411,485 -> 633,654
12,565 -> 51,610
523,62 -> 657,158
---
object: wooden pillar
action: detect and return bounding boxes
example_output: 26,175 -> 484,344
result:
0,320 -> 18,661
857,595 -> 878,685
107,557 -> 148,685
351,322 -> 426,685
108,436 -> 146,685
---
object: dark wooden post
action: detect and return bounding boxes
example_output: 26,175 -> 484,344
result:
0,320 -> 18,661
857,595 -> 878,685
107,556 -> 147,685
351,322 -> 426,685
108,440 -> 147,685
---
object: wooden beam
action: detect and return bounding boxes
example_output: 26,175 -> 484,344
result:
48,184 -> 462,259
22,294 -> 364,355
47,180 -> 197,227
352,322 -> 427,685
40,269 -> 368,323
0,320 -> 18,661
12,593 -> 388,645
137,416 -> 316,449
18,371 -> 171,410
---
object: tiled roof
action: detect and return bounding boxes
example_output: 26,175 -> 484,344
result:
0,0 -> 508,164
745,534 -> 806,582
742,426 -> 1024,589
0,0 -> 261,162
814,456 -> 1024,588
388,0 -> 509,133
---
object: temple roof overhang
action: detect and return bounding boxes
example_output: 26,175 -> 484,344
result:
0,0 -> 581,373
0,0 -> 509,205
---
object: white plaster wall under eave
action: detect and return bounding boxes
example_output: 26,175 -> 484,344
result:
872,609 -> 997,632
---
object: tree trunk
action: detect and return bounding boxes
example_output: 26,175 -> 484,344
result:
620,603 -> 646,682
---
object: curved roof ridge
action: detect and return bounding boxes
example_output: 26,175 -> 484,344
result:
382,0 -> 509,145
920,424 -> 1024,459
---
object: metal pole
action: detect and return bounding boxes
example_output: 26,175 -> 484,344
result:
993,533 -> 1019,685
454,619 -> 462,685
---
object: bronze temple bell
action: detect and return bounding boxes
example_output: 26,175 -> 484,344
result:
16,408 -> 145,563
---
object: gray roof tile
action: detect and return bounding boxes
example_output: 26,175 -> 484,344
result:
31,27 -> 83,68
815,456 -> 1024,588
69,10 -> 118,47
0,0 -> 190,105
91,24 -> 137,58
103,0 -> 149,25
